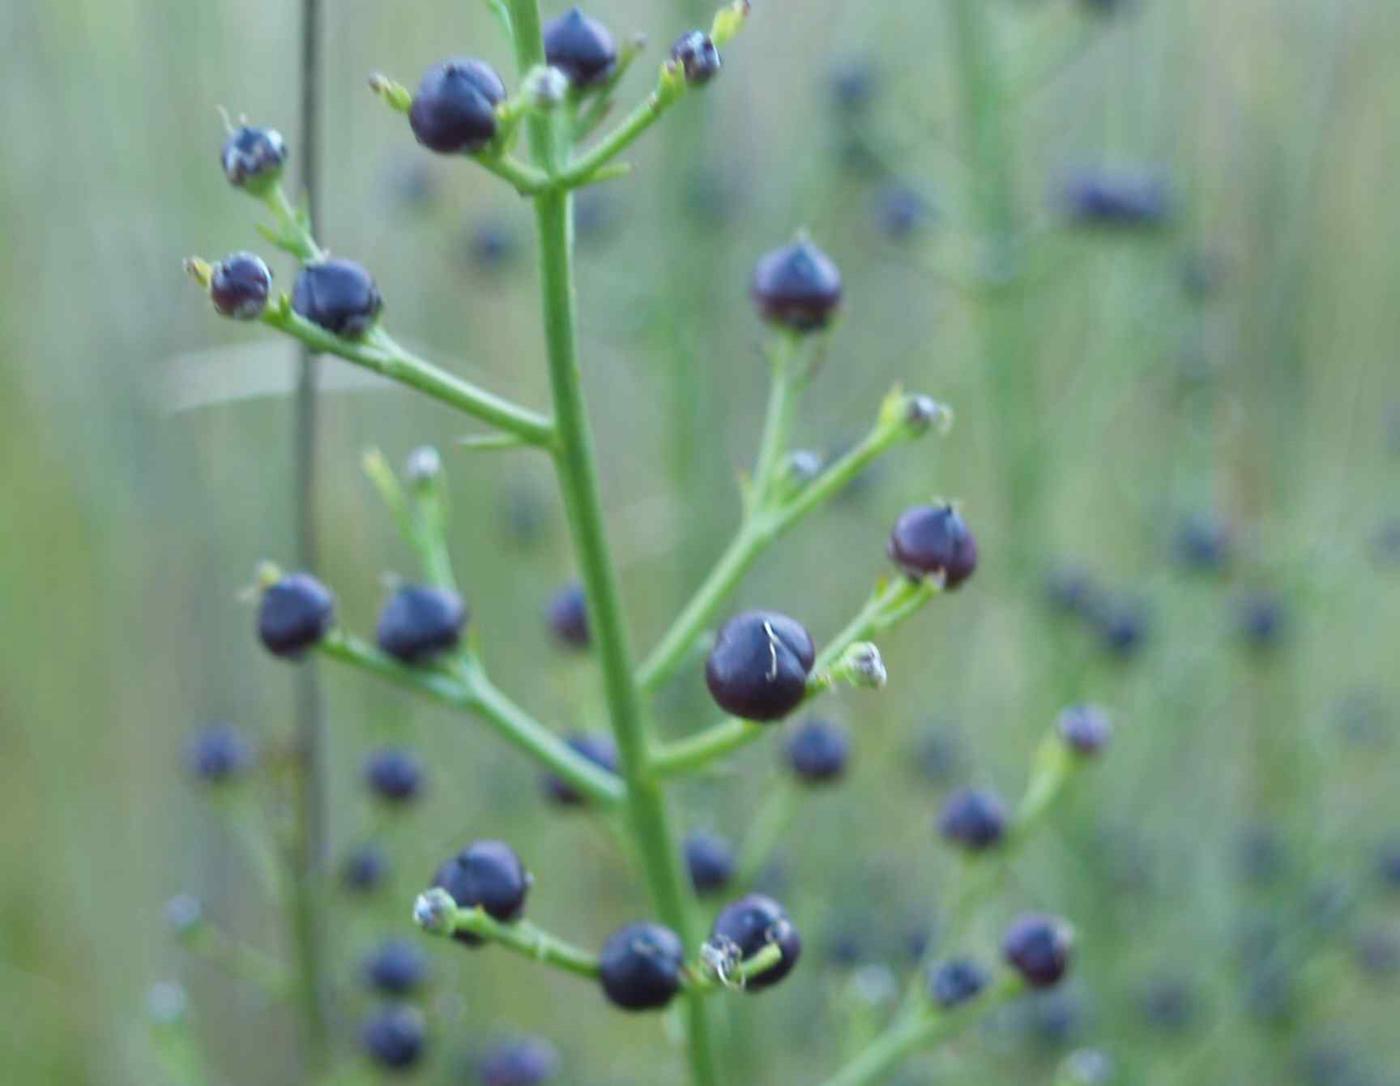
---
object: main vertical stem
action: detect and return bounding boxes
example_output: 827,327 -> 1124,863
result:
288,0 -> 329,1072
507,5 -> 717,1083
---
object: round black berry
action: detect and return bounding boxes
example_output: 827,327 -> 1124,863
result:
543,8 -> 618,89
938,787 -> 1008,852
292,259 -> 382,338
257,572 -> 335,658
342,842 -> 390,894
361,1003 -> 426,1071
220,125 -> 287,191
477,1037 -> 560,1086
784,718 -> 850,785
184,722 -> 255,784
364,747 -> 425,804
684,831 -> 736,897
1057,704 -> 1112,757
1060,168 -> 1172,229
376,584 -> 467,664
888,504 -> 978,588
432,840 -> 531,946
540,732 -> 617,807
210,252 -> 272,319
927,958 -> 990,1009
1003,913 -> 1074,989
409,58 -> 507,154
670,31 -> 721,86
705,610 -> 815,722
598,922 -> 685,1011
710,894 -> 802,992
362,938 -> 430,996
750,238 -> 843,333
546,582 -> 589,650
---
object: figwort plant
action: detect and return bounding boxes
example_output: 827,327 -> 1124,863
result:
172,3 -> 1118,1083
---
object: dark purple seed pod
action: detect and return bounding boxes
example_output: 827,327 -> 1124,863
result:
361,938 -> 430,996
927,958 -> 990,1009
1057,704 -> 1112,756
292,259 -> 383,338
376,584 -> 467,664
750,238 -> 843,333
361,1003 -> 427,1071
705,610 -> 815,722
185,722 -> 255,784
709,893 -> 802,992
432,840 -> 532,947
363,747 -> 425,804
409,58 -> 507,154
784,718 -> 850,785
477,1037 -> 560,1086
598,922 -> 685,1011
888,504 -> 978,588
540,733 -> 617,807
670,31 -> 721,86
257,572 -> 335,658
209,252 -> 272,319
1003,913 -> 1074,989
220,125 -> 287,191
938,787 -> 1008,852
546,582 -> 589,650
543,8 -> 618,89
684,831 -> 736,896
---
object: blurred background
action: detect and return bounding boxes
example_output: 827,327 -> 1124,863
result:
5,0 -> 1400,1082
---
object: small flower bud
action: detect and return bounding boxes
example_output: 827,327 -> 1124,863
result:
209,252 -> 272,320
903,393 -> 953,435
843,642 -> 887,689
220,124 -> 287,194
368,72 -> 413,113
709,0 -> 751,47
404,445 -> 442,487
413,887 -> 458,935
670,31 -> 722,86
523,65 -> 570,110
164,893 -> 204,936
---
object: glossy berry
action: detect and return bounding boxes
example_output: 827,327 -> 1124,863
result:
684,831 -> 736,896
184,723 -> 254,784
888,504 -> 978,588
409,58 -> 507,154
598,922 -> 685,1011
210,252 -> 272,319
1235,591 -> 1287,651
342,842 -> 390,894
376,585 -> 467,664
257,572 -> 335,658
1057,704 -> 1111,757
292,259 -> 383,338
546,582 -> 589,650
362,938 -> 430,996
364,747 -> 425,804
751,238 -> 843,333
220,125 -> 287,191
361,1003 -> 426,1071
432,840 -> 531,945
784,718 -> 850,785
543,9 -> 618,89
710,894 -> 802,992
927,958 -> 990,1009
670,31 -> 721,86
938,787 -> 1007,852
477,1037 -> 560,1086
705,610 -> 815,722
1003,914 -> 1074,989
541,732 -> 617,806
1061,168 -> 1172,229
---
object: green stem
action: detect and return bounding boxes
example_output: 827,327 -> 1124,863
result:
818,977 -> 1024,1086
317,632 -> 625,805
507,2 -> 718,1082
447,908 -> 601,979
261,310 -> 555,446
559,79 -> 684,188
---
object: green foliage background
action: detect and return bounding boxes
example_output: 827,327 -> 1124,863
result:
4,0 -> 1400,1082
